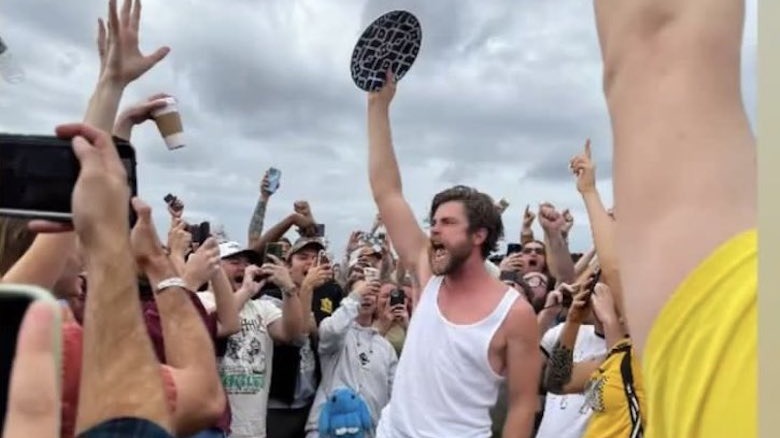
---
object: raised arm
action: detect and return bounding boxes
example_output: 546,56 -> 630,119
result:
247,170 -> 274,249
367,71 -> 429,287
543,288 -> 600,395
570,139 -> 625,319
248,212 -> 312,255
261,258 -> 305,343
318,281 -> 378,355
537,203 -> 576,284
519,205 -> 536,245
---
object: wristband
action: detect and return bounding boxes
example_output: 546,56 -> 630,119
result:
281,285 -> 299,298
155,277 -> 188,294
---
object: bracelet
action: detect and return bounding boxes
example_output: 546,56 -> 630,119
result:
155,277 -> 188,294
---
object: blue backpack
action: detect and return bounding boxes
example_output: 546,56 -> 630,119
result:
318,387 -> 373,438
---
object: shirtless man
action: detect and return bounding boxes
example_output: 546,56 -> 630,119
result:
592,0 -> 756,436
366,71 -> 540,438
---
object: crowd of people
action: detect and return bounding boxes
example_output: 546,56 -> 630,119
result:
1,0 -> 756,438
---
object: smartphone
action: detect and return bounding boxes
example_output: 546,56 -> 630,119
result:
0,134 -> 138,223
164,193 -> 183,212
314,223 -> 326,238
265,242 -> 285,262
506,243 -> 522,256
499,271 -> 519,284
186,221 -> 211,246
266,167 -> 281,194
0,284 -> 61,430
317,250 -> 330,266
389,288 -> 406,307
363,267 -> 380,283
497,198 -> 510,213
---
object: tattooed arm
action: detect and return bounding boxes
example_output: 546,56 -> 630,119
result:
543,319 -> 602,394
247,172 -> 273,249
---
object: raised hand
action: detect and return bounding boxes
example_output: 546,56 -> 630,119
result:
522,204 -> 536,229
260,171 -> 274,200
538,202 -> 566,234
129,198 -> 166,268
260,255 -> 296,291
303,263 -> 332,290
367,69 -> 397,107
391,304 -> 410,328
565,285 -> 592,324
167,219 -> 192,258
569,139 -> 596,194
562,209 -> 574,235
183,237 -> 221,289
97,0 -> 170,86
499,253 -> 525,272
114,93 -> 171,140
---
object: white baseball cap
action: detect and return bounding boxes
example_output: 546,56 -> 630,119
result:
218,241 -> 259,261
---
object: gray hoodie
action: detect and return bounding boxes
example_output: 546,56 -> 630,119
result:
305,293 -> 398,434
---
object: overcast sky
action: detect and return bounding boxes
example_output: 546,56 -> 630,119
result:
0,0 -> 757,256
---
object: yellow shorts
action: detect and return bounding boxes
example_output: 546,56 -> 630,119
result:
643,229 -> 756,438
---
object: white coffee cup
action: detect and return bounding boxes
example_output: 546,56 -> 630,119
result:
151,97 -> 185,150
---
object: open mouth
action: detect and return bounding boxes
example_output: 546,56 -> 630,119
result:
431,241 -> 447,261
528,259 -> 538,267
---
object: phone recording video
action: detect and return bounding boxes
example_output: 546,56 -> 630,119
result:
265,242 -> 285,263
506,243 -> 522,256
266,167 -> 281,194
499,270 -> 519,284
187,222 -> 211,246
0,285 -> 60,432
389,288 -> 406,307
317,250 -> 329,266
0,134 -> 137,223
314,223 -> 326,238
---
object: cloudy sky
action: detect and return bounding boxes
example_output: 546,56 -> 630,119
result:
0,0 -> 757,256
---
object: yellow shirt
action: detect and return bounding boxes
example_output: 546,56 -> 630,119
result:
583,338 -> 646,438
644,229 -> 757,438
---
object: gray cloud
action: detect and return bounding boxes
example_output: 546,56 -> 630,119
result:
0,0 -> 757,256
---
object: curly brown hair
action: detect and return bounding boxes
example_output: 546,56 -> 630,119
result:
428,185 -> 504,259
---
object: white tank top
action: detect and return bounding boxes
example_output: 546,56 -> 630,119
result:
375,276 -> 520,438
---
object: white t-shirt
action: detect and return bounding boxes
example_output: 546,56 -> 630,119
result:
198,293 -> 282,438
535,323 -> 607,438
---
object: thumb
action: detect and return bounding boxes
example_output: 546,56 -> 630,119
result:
131,197 -> 153,223
3,301 -> 60,438
146,46 -> 171,66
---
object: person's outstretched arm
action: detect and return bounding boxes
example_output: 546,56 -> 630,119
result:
367,70 -> 430,295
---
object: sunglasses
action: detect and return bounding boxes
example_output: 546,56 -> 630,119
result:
522,247 -> 545,256
525,276 -> 547,288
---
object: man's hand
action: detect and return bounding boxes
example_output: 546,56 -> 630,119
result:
562,209 -> 574,236
522,204 -> 536,229
565,286 -> 592,324
239,265 -> 266,296
542,286 -> 566,312
302,264 -> 332,290
113,93 -> 170,140
346,231 -> 363,254
129,198 -> 166,268
183,238 -> 221,289
569,139 -> 596,194
391,304 -> 410,329
260,171 -> 274,200
367,69 -> 397,108
499,253 -> 525,273
260,255 -> 296,291
167,219 -> 192,259
97,0 -> 170,86
538,202 -> 566,234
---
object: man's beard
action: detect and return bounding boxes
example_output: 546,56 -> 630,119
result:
430,240 -> 471,276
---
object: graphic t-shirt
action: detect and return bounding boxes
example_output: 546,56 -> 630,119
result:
199,294 -> 282,438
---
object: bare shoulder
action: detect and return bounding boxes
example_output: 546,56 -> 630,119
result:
504,298 -> 539,342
